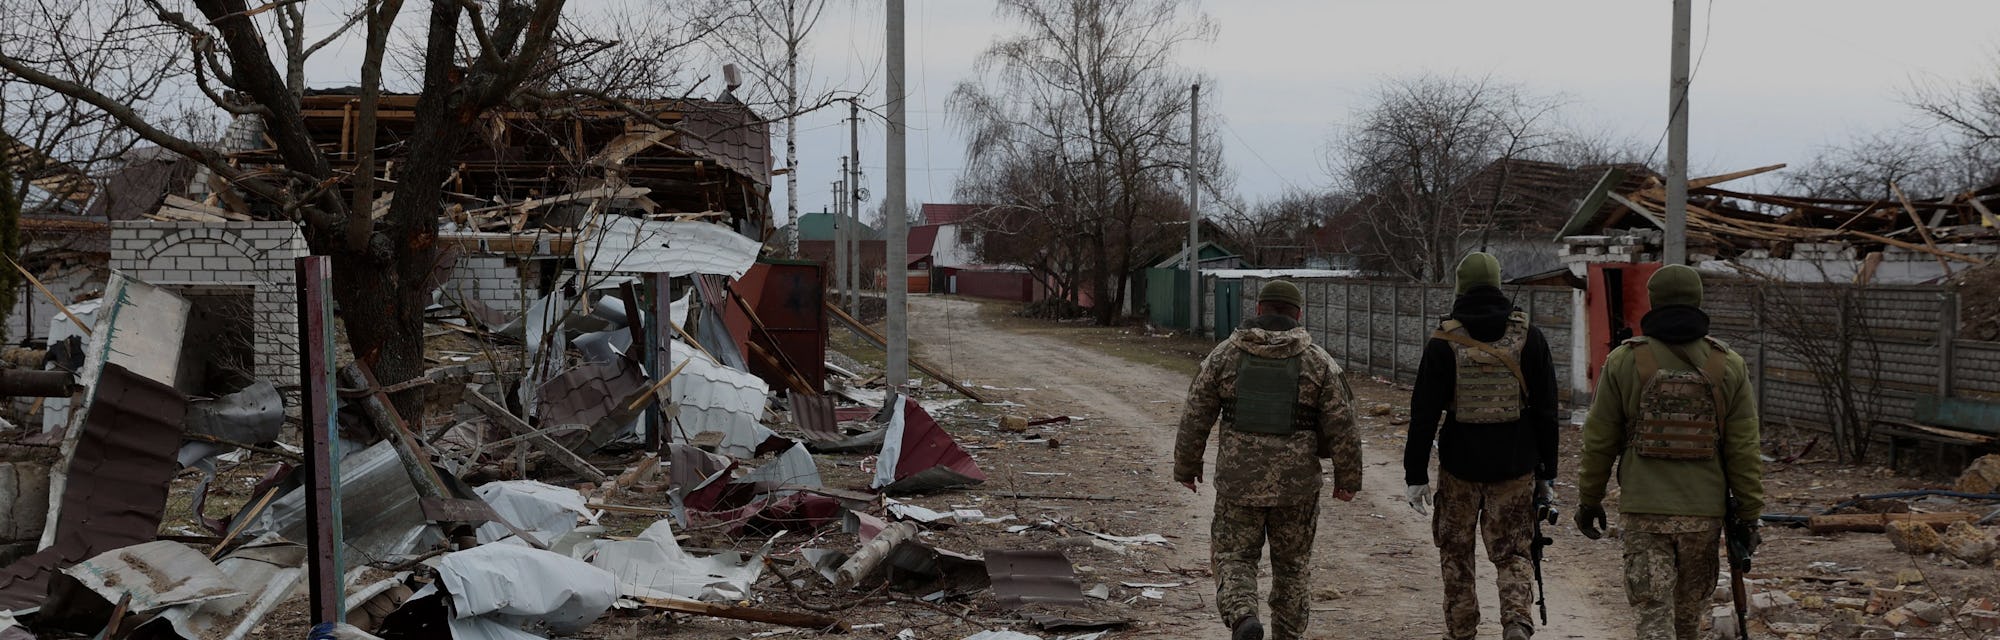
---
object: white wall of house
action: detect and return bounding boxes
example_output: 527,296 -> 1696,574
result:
930,223 -> 979,268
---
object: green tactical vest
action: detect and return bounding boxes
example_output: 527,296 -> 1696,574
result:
1229,354 -> 1303,434
1626,336 -> 1728,460
1436,311 -> 1530,424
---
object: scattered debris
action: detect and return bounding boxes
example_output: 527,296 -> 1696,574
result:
873,398 -> 987,495
984,549 -> 1087,608
589,519 -> 765,601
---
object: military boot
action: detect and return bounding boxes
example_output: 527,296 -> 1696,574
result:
1231,615 -> 1264,640
1503,622 -> 1532,640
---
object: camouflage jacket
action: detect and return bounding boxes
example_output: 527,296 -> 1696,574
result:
1174,316 -> 1362,506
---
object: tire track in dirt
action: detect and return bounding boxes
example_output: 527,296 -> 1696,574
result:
906,296 -> 1634,639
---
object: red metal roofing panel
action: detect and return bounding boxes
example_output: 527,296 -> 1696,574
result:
879,399 -> 985,495
0,363 -> 187,611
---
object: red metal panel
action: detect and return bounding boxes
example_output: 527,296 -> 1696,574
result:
1584,262 -> 1662,387
724,261 -> 828,392
955,270 -> 1039,302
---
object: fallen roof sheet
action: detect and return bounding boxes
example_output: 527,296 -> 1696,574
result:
474,481 -> 596,546
872,398 -> 987,495
144,534 -> 308,640
60,541 -> 241,613
983,549 -> 1087,609
788,391 -> 843,442
0,363 -> 187,612
437,544 -> 617,635
243,440 -> 438,573
667,338 -> 783,459
575,215 -> 759,279
534,358 -> 648,451
588,519 -> 765,602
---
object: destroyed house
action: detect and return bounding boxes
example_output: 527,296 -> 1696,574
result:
1555,164 -> 2000,284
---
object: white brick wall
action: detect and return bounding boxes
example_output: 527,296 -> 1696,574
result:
109,222 -> 309,383
442,255 -> 535,317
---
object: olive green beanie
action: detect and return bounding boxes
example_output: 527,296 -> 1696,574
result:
1648,264 -> 1704,308
1455,252 -> 1502,295
1258,280 -> 1304,308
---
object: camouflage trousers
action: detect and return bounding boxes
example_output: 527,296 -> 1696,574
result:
1212,499 -> 1320,640
1622,514 -> 1722,640
1433,471 -> 1535,640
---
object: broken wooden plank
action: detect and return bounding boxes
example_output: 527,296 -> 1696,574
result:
822,301 -> 990,403
5,255 -> 89,335
630,596 -> 847,632
1805,512 -> 1978,534
460,385 -> 610,483
164,194 -> 249,221
586,502 -> 675,517
338,364 -> 457,506
1892,182 -> 1958,274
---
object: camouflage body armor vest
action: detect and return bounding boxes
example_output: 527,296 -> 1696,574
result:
1224,354 -> 1320,434
1626,336 -> 1729,460
1432,311 -> 1530,424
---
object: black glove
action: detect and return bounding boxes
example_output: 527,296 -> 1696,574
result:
1728,521 -> 1762,558
1575,503 -> 1607,540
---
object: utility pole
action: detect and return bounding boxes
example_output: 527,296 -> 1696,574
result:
885,0 -> 909,391
1187,82 -> 1202,336
833,173 -> 847,305
1664,0 -> 1691,265
848,98 -> 864,316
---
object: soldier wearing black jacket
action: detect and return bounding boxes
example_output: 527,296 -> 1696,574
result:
1402,253 -> 1561,640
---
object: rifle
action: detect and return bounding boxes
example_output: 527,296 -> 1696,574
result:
1724,493 -> 1752,638
1531,491 -> 1557,625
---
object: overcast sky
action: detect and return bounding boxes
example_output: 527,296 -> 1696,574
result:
304,1 -> 2000,226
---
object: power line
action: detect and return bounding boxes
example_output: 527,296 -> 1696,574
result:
1220,119 -> 1308,194
1645,0 -> 1717,166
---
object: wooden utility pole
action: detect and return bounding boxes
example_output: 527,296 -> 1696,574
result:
1664,0 -> 1691,265
885,0 -> 909,389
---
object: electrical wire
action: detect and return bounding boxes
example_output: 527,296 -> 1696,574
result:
1643,0 -> 1718,166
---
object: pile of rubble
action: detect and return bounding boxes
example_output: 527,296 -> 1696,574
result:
1748,461 -> 2000,639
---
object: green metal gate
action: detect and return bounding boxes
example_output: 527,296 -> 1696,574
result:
1213,279 -> 1243,340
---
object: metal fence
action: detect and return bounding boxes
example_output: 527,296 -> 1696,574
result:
1235,277 -> 2000,433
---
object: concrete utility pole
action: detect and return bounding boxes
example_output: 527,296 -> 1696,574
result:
848,98 -> 864,315
884,0 -> 909,390
1664,0 -> 1691,265
833,174 -> 847,305
1187,82 -> 1201,335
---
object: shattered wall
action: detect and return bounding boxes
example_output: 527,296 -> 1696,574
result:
108,222 -> 308,383
444,255 -> 537,319
3,264 -> 101,345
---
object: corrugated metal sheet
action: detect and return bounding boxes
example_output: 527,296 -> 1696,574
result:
536,358 -> 649,450
575,216 -> 758,279
60,540 -> 240,613
0,363 -> 187,612
668,339 -> 781,459
983,549 -> 1086,608
675,102 -> 771,187
146,534 -> 308,640
872,399 -> 986,495
788,391 -> 842,442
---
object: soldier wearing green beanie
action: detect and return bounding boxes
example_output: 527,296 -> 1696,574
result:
1574,264 -> 1764,640
1175,280 -> 1362,640
1404,253 -> 1560,640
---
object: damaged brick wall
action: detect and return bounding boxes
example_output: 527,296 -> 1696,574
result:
108,222 -> 307,384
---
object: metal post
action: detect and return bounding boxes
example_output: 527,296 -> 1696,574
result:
849,99 -> 864,315
884,0 -> 909,390
1187,82 -> 1201,334
643,273 -> 672,452
296,256 -> 344,625
1940,290 -> 1959,398
1664,0 -> 1692,265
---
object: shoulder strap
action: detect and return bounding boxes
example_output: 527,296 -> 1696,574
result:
1631,341 -> 1658,383
1431,329 -> 1527,390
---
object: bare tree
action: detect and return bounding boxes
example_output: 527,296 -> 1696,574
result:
1782,131 -> 1978,202
1219,187 -> 1351,268
952,0 -> 1217,325
1330,74 -> 1565,282
686,0 -> 855,257
1909,53 -> 2000,167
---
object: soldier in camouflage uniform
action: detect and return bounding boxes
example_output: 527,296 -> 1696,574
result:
1575,265 -> 1764,640
1403,253 -> 1560,640
1175,280 -> 1362,640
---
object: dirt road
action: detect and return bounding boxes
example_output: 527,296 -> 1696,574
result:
906,295 -> 1635,639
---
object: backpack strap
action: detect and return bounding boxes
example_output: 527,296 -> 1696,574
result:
1661,340 -> 1732,438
